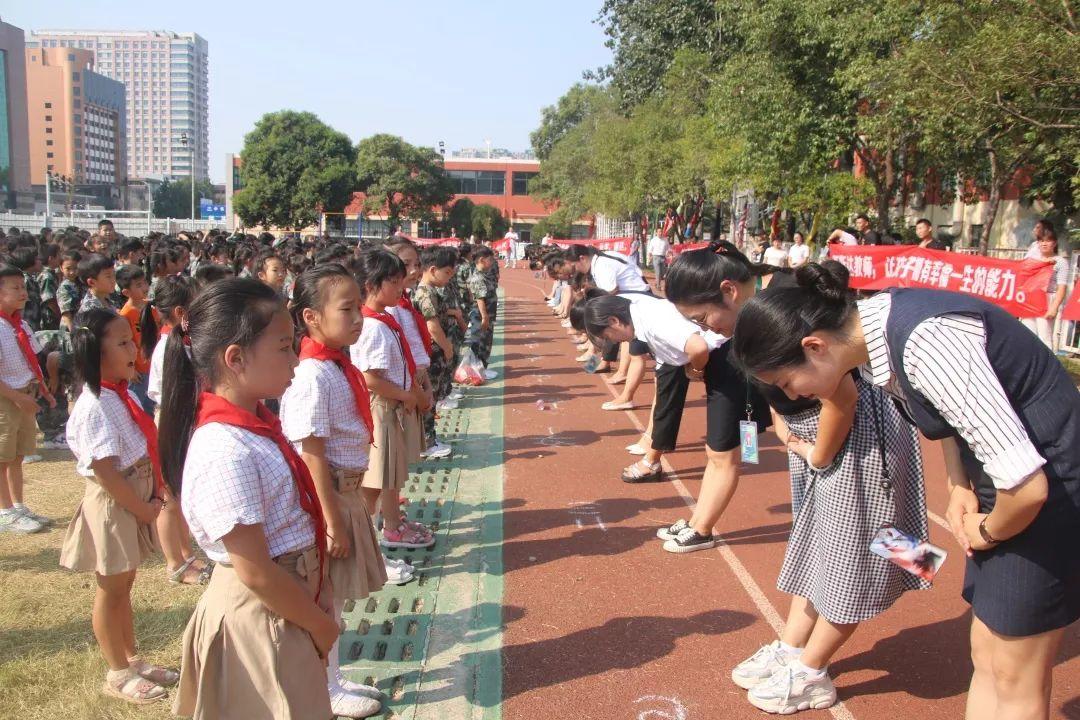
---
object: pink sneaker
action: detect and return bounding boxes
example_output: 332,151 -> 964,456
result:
380,524 -> 435,549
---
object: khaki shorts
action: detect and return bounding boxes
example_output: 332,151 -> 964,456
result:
0,386 -> 39,463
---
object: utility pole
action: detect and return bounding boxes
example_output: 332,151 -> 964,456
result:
44,171 -> 52,227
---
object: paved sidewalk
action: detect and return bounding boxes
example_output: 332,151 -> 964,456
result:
339,303 -> 505,720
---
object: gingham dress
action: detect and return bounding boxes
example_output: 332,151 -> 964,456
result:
777,379 -> 930,624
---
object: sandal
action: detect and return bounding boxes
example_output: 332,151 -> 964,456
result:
103,672 -> 167,705
381,524 -> 435,549
404,519 -> 434,539
621,460 -> 665,484
168,557 -> 211,586
130,658 -> 180,687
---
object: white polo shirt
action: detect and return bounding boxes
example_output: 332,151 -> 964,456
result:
591,252 -> 649,293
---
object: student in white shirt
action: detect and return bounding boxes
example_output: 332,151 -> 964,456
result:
585,294 -> 712,483
787,232 -> 810,268
281,265 -> 387,717
160,278 -> 338,719
61,307 -> 174,705
762,237 -> 789,269
1021,228 -> 1069,349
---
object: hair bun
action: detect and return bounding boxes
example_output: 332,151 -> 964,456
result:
795,262 -> 850,303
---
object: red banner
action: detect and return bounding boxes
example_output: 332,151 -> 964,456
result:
411,237 -> 461,247
828,245 -> 1054,318
1062,280 -> 1080,322
671,241 -> 710,256
491,238 -> 512,252
552,237 -> 636,255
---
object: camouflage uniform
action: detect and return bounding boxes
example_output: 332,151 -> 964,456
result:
57,279 -> 84,323
414,284 -> 454,446
466,266 -> 498,366
34,329 -> 73,443
482,261 -> 500,325
37,267 -> 61,331
437,276 -> 465,369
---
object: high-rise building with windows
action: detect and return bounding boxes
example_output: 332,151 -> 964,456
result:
0,18 -> 32,211
27,29 -> 207,182
25,47 -> 126,187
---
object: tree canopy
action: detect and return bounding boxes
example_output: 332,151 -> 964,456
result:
355,134 -> 454,232
232,111 -> 356,230
152,177 -> 216,219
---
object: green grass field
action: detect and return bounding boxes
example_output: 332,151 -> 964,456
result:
0,450 -> 201,719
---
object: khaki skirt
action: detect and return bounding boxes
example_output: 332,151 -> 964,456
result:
59,458 -> 159,576
329,468 -> 388,600
363,395 -> 423,491
173,546 -> 332,720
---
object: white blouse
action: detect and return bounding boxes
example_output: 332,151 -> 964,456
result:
182,422 -> 316,564
351,316 -> 413,391
67,385 -> 149,477
280,357 -> 371,471
390,304 -> 431,370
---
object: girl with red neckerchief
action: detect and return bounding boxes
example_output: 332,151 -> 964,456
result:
158,278 -> 338,719
350,250 -> 435,552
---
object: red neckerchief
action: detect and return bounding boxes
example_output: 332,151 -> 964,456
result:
398,291 -> 433,356
298,336 -> 375,438
360,305 -> 417,382
194,392 -> 327,600
99,380 -> 164,495
0,310 -> 53,404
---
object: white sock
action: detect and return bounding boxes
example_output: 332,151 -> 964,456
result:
13,502 -> 26,510
779,641 -> 803,656
793,659 -> 826,679
326,600 -> 346,691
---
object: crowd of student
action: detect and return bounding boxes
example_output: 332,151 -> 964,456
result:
0,220 -> 501,718
540,237 -> 1078,717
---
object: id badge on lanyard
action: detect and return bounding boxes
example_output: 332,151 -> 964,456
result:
739,384 -> 759,464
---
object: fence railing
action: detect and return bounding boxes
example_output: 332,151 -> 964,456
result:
0,211 -> 227,236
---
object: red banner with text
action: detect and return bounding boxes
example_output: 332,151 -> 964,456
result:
552,237 -> 636,255
828,245 -> 1054,318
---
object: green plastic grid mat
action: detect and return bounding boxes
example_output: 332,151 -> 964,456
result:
339,411 -> 470,718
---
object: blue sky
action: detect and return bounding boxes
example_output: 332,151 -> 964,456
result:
3,1 -> 612,182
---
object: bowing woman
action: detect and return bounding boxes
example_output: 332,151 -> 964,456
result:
730,262 -> 1080,720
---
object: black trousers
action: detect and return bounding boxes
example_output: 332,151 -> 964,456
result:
602,338 -> 652,363
651,362 -> 691,452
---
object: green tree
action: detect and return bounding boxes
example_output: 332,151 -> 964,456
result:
355,134 -> 454,233
530,84 -> 614,161
470,204 -> 509,241
443,197 -> 475,238
152,177 -> 216,219
231,111 -> 355,230
532,208 -> 576,239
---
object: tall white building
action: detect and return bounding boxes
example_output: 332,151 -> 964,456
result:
26,29 -> 208,182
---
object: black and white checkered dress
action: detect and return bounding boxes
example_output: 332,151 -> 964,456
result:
777,379 -> 930,624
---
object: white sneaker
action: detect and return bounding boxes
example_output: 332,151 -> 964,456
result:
732,641 -> 792,690
40,438 -> 68,450
329,687 -> 382,718
449,390 -> 464,401
436,399 -> 459,412
0,511 -> 44,534
656,518 -> 689,541
383,558 -> 415,585
483,369 -> 498,380
747,665 -> 837,714
424,441 -> 453,459
16,505 -> 53,527
22,454 -> 43,464
385,555 -> 415,573
338,676 -> 385,700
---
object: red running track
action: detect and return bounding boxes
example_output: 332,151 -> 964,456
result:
496,267 -> 1080,720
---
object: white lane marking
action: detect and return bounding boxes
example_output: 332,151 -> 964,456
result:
634,695 -> 688,720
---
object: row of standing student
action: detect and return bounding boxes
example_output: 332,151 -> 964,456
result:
549,240 -> 1076,717
47,241 -> 501,717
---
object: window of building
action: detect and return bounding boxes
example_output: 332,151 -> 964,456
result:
512,171 -> 538,196
47,152 -> 54,158
45,128 -> 52,134
68,53 -> 76,62
44,102 -> 52,108
46,140 -> 53,146
44,115 -> 51,121
72,71 -> 80,81
447,169 -> 505,195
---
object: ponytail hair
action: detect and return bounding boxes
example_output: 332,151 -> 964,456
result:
665,241 -> 784,308
730,261 -> 855,375
141,274 -> 196,359
158,278 -> 284,497
290,263 -> 355,334
72,308 -> 122,396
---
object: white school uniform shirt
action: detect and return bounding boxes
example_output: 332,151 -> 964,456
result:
351,315 -> 413,391
182,422 -> 316,564
788,243 -> 810,266
280,357 -> 371,471
763,246 -> 789,267
0,317 -> 42,389
66,385 -> 149,477
389,304 -> 430,370
591,252 -> 650,293
619,294 -> 724,367
147,337 -> 167,403
647,235 -> 670,258
858,291 -> 1045,491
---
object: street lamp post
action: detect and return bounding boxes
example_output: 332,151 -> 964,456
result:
44,171 -> 52,227
180,132 -> 195,225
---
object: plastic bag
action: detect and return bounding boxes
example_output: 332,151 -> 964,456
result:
453,346 -> 486,386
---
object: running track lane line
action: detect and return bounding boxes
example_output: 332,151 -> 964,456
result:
600,380 -> 860,720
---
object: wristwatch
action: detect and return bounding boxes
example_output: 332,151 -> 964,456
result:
978,516 -> 1001,545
